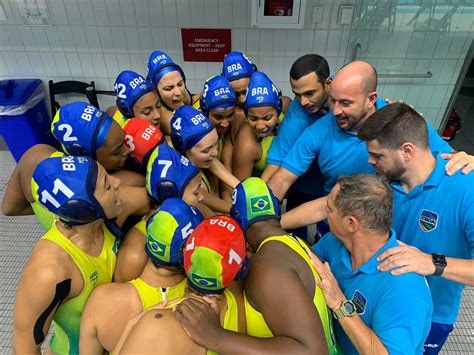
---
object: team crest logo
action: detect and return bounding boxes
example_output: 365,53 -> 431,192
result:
89,271 -> 98,286
191,273 -> 218,289
419,209 -> 438,232
352,290 -> 366,315
250,195 -> 271,214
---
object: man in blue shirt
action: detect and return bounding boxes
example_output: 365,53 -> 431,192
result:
358,102 -> 474,354
311,174 -> 433,354
268,61 -> 451,200
262,54 -> 332,240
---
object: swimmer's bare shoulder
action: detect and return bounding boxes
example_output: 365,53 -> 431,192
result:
115,308 -> 206,355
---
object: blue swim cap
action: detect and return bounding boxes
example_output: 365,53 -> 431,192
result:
170,105 -> 214,154
146,198 -> 203,267
244,72 -> 282,116
222,51 -> 257,82
51,102 -> 114,160
31,155 -> 105,225
146,51 -> 186,88
146,144 -> 199,204
230,177 -> 281,233
114,70 -> 155,119
200,75 -> 236,116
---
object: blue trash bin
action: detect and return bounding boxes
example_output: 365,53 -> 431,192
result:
0,79 -> 56,162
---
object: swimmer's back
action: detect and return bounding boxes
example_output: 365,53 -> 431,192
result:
115,308 -> 206,355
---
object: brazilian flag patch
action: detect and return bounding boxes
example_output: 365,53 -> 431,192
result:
250,195 -> 271,214
191,272 -> 218,289
148,239 -> 167,258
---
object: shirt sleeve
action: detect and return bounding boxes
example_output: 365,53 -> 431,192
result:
371,281 -> 433,355
426,119 -> 452,155
281,120 -> 323,176
267,100 -> 311,167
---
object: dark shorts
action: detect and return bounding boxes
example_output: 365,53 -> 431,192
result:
424,322 -> 454,354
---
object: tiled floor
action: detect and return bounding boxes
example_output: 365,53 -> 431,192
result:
1,96 -> 473,353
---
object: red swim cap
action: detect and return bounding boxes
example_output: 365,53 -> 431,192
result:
123,118 -> 165,165
183,216 -> 247,294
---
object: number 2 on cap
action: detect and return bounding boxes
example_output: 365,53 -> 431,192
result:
58,124 -> 78,142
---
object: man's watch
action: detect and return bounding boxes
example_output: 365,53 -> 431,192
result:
432,253 -> 447,276
333,300 -> 357,320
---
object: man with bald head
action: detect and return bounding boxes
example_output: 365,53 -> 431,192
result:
268,60 -> 451,200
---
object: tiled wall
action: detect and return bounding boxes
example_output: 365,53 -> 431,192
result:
0,0 -> 471,128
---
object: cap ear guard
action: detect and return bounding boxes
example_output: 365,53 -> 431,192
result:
199,95 -> 208,116
234,255 -> 249,281
116,97 -> 132,119
154,180 -> 180,205
170,130 -> 185,154
58,199 -> 101,225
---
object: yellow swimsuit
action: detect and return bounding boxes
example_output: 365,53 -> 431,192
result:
129,278 -> 187,310
244,235 -> 340,354
43,223 -> 117,355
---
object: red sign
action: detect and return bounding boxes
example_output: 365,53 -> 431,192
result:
181,28 -> 231,62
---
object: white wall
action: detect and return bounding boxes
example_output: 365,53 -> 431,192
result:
0,0 -> 471,128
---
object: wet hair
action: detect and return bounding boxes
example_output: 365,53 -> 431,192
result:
335,174 -> 392,234
358,102 -> 429,150
290,54 -> 330,85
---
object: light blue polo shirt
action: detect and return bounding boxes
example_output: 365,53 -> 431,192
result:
282,99 -> 451,194
391,154 -> 474,325
312,231 -> 433,355
267,99 -> 326,167
267,99 -> 326,197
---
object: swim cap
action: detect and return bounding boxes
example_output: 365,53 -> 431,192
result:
170,105 -> 214,154
123,118 -> 165,166
244,72 -> 282,116
183,216 -> 247,294
51,102 -> 114,160
222,51 -> 257,82
114,70 -> 155,119
31,155 -> 105,225
230,177 -> 281,233
146,144 -> 199,204
146,50 -> 186,87
200,76 -> 236,116
146,198 -> 203,267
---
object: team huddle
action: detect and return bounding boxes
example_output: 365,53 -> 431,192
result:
3,50 -> 474,355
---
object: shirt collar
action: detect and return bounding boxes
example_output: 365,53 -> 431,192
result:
390,154 -> 446,193
351,229 -> 399,275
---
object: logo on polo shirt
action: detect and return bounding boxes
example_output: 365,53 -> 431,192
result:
419,209 -> 438,232
352,290 -> 366,315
